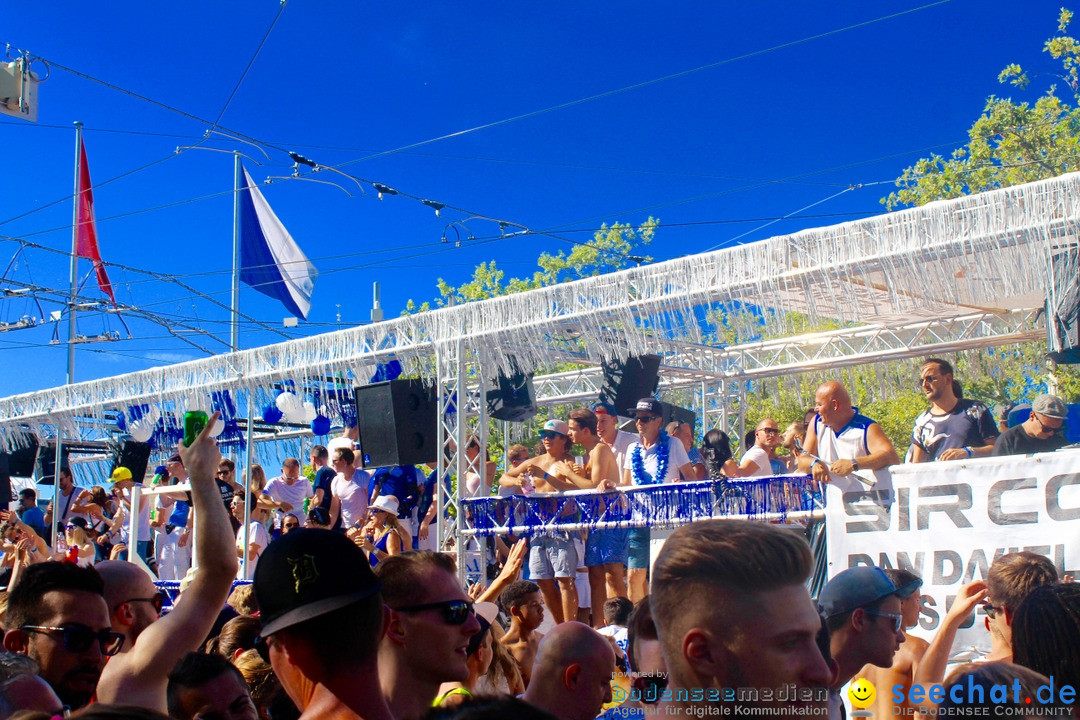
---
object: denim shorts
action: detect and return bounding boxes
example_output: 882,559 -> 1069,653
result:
627,527 -> 651,570
584,527 -> 630,566
528,532 -> 579,579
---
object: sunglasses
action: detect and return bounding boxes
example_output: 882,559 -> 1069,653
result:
65,524 -> 79,531
21,624 -> 125,656
283,522 -> 300,529
539,431 -> 562,440
632,674 -> 669,704
395,598 -> 474,625
1032,414 -> 1063,436
116,591 -> 166,615
757,428 -> 780,435
863,609 -> 903,633
919,375 -> 942,386
635,415 -> 659,424
983,603 -> 1002,620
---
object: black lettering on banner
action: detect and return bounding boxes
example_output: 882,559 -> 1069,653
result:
1047,472 -> 1080,521
843,490 -> 890,533
919,594 -> 939,631
897,487 -> 910,532
917,484 -> 973,530
934,550 -> 963,584
987,477 -> 1038,525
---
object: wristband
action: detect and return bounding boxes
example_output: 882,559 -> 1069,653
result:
812,459 -> 824,471
964,446 -> 973,458
851,459 -> 860,472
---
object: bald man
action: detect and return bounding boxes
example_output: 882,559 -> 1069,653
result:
798,381 -> 899,499
95,413 -> 238,712
521,621 -> 615,720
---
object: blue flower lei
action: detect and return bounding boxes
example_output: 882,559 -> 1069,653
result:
631,431 -> 670,485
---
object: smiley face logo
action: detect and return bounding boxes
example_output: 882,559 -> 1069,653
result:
848,678 -> 876,709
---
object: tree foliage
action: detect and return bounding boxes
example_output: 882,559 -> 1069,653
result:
403,218 -> 658,313
884,8 -> 1080,210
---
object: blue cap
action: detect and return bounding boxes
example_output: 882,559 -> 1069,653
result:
817,567 -> 898,618
592,401 -> 619,417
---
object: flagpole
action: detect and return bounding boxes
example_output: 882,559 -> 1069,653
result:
232,152 -> 241,352
52,121 -> 82,551
232,152 -> 254,580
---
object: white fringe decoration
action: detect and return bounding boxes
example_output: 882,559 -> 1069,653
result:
1,172 -> 1078,447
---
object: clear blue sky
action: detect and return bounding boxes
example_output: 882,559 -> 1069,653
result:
0,0 -> 1061,397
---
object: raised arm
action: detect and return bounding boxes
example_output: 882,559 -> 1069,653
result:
96,412 -> 237,710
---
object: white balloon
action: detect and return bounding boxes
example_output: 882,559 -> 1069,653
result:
207,417 -> 225,437
130,419 -> 153,443
276,392 -> 300,413
327,437 -> 355,453
302,401 -> 317,422
285,405 -> 306,424
146,405 -> 161,425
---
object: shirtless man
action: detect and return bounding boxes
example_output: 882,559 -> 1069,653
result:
499,580 -> 546,687
852,569 -> 928,718
564,408 -> 628,623
499,420 -> 583,624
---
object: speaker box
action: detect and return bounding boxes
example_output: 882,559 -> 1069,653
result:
486,371 -> 537,422
0,437 -> 39,479
117,441 -> 152,482
355,379 -> 438,468
38,445 -> 70,484
660,404 -> 696,430
600,354 -> 662,416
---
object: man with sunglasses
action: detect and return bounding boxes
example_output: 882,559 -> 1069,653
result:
2,562 -> 120,711
912,551 -> 1058,696
819,566 -> 906,716
734,418 -> 783,478
992,393 -> 1071,457
499,419 -> 588,625
94,411 -> 238,713
375,550 -> 481,719
910,358 -> 999,462
622,398 -> 693,603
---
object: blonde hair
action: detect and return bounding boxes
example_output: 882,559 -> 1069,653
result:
233,649 -> 280,709
247,464 -> 267,495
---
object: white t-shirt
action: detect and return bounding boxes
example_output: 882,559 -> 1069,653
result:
623,436 -> 691,485
332,469 -> 370,528
606,429 -> 637,474
263,477 -> 314,524
236,521 -> 270,581
738,446 -> 773,478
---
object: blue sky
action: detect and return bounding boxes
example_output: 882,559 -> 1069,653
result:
0,0 -> 1062,397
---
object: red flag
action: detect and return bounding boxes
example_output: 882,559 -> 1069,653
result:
75,142 -> 116,304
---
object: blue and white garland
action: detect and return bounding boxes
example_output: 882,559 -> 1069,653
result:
631,431 -> 670,485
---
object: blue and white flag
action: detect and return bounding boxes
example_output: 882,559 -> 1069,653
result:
239,167 -> 318,319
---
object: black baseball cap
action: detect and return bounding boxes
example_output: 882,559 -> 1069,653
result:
634,397 -> 663,418
254,528 -> 382,636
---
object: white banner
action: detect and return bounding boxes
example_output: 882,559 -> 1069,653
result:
826,448 -> 1080,657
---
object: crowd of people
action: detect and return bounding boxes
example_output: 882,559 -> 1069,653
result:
0,358 -> 1075,719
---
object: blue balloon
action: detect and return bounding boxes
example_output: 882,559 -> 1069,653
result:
115,412 -> 127,432
263,404 -> 283,424
311,415 -> 331,436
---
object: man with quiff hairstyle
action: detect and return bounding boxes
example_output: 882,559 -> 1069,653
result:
651,520 -> 831,714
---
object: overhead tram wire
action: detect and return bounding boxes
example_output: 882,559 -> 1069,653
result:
207,0 -> 288,131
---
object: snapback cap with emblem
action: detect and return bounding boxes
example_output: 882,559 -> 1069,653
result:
254,527 -> 382,636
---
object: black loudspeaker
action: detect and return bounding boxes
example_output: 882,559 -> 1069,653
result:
1047,250 -> 1080,364
600,354 -> 662,416
487,371 -> 537,422
661,404 -> 696,430
0,437 -> 39,478
355,379 -> 438,468
38,446 -> 70,484
116,441 -> 152,482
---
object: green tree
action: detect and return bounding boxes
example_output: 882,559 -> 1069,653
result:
884,9 -> 1080,210
403,218 -> 658,313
